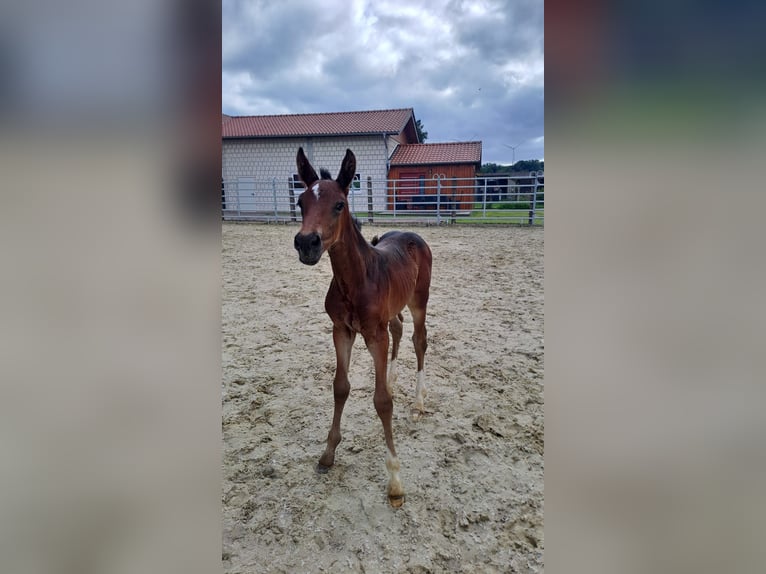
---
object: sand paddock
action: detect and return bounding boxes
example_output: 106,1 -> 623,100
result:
222,223 -> 543,573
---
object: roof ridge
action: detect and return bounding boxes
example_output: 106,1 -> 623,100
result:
398,141 -> 482,146
226,108 -> 413,120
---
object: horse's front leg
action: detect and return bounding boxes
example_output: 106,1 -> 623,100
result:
317,324 -> 355,472
367,326 -> 405,507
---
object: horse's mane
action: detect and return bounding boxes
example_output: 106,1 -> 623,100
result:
349,216 -> 372,252
319,168 -> 332,180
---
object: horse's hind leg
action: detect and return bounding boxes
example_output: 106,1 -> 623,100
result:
318,324 -> 355,472
408,304 -> 428,412
386,313 -> 403,397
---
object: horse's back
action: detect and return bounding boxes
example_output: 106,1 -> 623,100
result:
372,231 -> 431,266
372,231 -> 432,311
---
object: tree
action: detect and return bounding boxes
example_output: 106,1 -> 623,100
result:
478,159 -> 544,174
478,162 -> 507,174
510,159 -> 544,173
415,119 -> 428,142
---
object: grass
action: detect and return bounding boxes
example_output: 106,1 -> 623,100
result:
352,207 -> 544,226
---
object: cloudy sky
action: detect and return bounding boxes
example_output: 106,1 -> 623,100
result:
222,0 -> 543,165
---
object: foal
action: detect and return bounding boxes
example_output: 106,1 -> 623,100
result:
293,147 -> 432,507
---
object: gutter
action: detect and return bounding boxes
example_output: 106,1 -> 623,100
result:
382,133 -> 390,173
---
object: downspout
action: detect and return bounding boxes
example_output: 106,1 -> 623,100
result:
382,132 -> 390,172
383,132 -> 392,214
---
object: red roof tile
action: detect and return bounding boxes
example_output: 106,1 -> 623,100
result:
222,108 -> 414,138
390,142 -> 482,166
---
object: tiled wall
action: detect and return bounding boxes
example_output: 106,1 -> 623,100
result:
222,136 -> 391,182
222,136 -> 394,212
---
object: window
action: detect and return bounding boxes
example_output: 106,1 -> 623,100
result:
350,174 -> 362,193
291,175 -> 305,191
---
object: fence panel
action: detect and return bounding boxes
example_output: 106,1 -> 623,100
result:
222,175 -> 543,225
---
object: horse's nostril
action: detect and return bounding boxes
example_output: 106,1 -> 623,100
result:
295,233 -> 320,253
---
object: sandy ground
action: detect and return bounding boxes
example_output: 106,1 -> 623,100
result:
222,222 -> 544,573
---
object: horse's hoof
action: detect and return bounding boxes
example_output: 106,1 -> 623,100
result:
388,494 -> 405,508
316,463 -> 332,474
411,408 -> 425,421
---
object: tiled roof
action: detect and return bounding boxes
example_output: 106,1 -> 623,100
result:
222,108 -> 414,138
390,142 -> 482,166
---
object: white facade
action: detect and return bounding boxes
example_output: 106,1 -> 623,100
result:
222,135 -> 402,214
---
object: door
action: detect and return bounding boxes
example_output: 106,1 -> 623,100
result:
236,177 -> 256,212
398,171 -> 426,210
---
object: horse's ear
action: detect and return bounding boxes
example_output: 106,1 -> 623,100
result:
296,147 -> 319,187
336,149 -> 356,193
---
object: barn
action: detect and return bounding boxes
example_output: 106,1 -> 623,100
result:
222,108 -> 418,213
386,142 -> 482,212
221,108 -> 482,217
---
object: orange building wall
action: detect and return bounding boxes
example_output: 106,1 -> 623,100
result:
387,164 -> 477,211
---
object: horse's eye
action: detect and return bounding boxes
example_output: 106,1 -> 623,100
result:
335,201 -> 345,213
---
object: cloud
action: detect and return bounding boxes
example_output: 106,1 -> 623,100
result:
222,0 -> 544,163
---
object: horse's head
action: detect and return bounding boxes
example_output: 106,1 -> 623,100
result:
293,147 -> 356,265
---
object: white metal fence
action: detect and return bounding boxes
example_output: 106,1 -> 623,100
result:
222,173 -> 544,225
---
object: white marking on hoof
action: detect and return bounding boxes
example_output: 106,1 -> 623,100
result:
386,359 -> 398,397
414,370 -> 427,411
386,450 -> 404,500
312,183 -> 320,199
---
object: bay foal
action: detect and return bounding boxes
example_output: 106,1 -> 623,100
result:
293,147 -> 432,507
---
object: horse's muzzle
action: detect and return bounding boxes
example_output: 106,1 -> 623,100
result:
294,232 -> 323,265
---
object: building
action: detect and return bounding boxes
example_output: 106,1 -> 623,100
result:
475,172 -> 545,203
387,142 -> 482,212
222,108 -> 419,214
221,107 -> 482,217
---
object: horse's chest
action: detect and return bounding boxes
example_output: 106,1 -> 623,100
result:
329,295 -> 372,333
341,300 -> 366,332
325,279 -> 384,334
347,314 -> 363,333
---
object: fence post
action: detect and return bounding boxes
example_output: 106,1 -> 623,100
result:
529,171 -> 537,225
235,179 -> 241,218
482,178 -> 487,218
436,177 -> 441,224
272,178 -> 278,221
221,179 -> 225,216
392,180 -> 397,220
450,176 -> 457,224
367,177 -> 374,223
287,177 -> 297,222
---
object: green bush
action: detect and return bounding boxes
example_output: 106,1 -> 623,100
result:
494,202 -> 531,210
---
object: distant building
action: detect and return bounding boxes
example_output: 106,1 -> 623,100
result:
475,172 -> 544,203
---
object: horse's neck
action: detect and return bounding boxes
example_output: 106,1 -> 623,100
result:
328,219 -> 372,293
